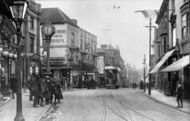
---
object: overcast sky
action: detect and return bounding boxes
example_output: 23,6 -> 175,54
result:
35,0 -> 162,69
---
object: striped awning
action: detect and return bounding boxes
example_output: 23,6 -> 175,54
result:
150,49 -> 175,74
161,55 -> 190,72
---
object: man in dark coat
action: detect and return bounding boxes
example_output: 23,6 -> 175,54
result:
32,76 -> 39,107
1,75 -> 6,89
10,74 -> 17,99
26,76 -> 33,101
176,81 -> 183,108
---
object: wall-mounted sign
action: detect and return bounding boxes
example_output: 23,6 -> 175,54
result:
51,25 -> 66,46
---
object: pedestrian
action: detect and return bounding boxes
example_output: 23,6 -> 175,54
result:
176,81 -> 183,108
45,76 -> 52,104
139,80 -> 143,89
9,74 -> 17,99
32,75 -> 39,107
26,75 -> 34,101
54,79 -> 63,104
1,75 -> 6,89
38,76 -> 45,107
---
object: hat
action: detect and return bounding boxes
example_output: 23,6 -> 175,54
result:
176,81 -> 181,84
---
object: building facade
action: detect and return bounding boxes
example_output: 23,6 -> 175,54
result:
40,8 -> 97,88
0,0 -> 41,89
152,0 -> 190,98
23,0 -> 41,85
77,28 -> 97,87
40,8 -> 79,86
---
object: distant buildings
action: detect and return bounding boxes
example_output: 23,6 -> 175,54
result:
96,44 -> 127,88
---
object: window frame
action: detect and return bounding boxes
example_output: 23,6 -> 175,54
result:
181,13 -> 188,40
29,35 -> 35,53
30,16 -> 34,30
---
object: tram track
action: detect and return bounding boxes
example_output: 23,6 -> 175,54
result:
101,89 -> 155,121
101,89 -> 132,121
110,90 -> 182,121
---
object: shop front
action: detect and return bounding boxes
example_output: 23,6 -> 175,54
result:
162,55 -> 190,98
0,15 -> 16,89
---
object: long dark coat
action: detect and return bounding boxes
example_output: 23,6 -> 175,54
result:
10,77 -> 17,93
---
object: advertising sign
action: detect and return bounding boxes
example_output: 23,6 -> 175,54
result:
97,56 -> 105,74
50,24 -> 67,46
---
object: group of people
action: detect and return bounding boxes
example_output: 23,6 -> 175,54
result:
26,75 -> 63,107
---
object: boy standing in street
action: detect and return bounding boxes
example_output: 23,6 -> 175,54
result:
176,81 -> 183,108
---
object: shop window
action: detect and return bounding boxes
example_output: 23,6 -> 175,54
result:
181,14 -> 188,40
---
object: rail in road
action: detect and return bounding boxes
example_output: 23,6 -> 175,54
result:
40,89 -> 190,121
101,89 -> 155,121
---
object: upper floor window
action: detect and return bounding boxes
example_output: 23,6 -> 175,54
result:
181,13 -> 188,39
30,36 -> 34,53
30,17 -> 34,30
172,0 -> 175,12
80,39 -> 83,50
183,0 -> 187,2
71,32 -> 75,47
158,43 -> 161,57
163,36 -> 167,53
172,24 -> 176,47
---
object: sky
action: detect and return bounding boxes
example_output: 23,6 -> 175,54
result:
35,0 -> 162,69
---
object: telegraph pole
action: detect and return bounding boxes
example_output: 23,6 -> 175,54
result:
148,18 -> 152,95
143,54 -> 146,92
145,18 -> 154,95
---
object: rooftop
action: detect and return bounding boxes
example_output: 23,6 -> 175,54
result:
41,7 -> 79,28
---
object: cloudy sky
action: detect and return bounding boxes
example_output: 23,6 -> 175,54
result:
36,0 -> 162,69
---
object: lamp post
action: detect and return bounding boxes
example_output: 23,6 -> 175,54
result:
0,45 -> 3,88
10,0 -> 28,121
41,23 -> 55,75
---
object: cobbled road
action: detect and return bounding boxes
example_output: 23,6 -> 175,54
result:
40,88 -> 190,121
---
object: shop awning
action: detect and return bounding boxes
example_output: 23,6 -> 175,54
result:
105,66 -> 117,70
161,55 -> 190,72
150,49 -> 175,74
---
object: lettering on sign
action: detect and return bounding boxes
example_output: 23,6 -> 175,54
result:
51,29 -> 66,44
51,39 -> 64,43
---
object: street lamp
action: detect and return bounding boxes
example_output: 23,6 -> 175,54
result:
10,0 -> 28,121
41,23 -> 55,75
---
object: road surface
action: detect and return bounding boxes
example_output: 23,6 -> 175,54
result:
40,88 -> 190,121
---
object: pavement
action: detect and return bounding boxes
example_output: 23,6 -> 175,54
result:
0,89 -> 52,121
143,89 -> 190,114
